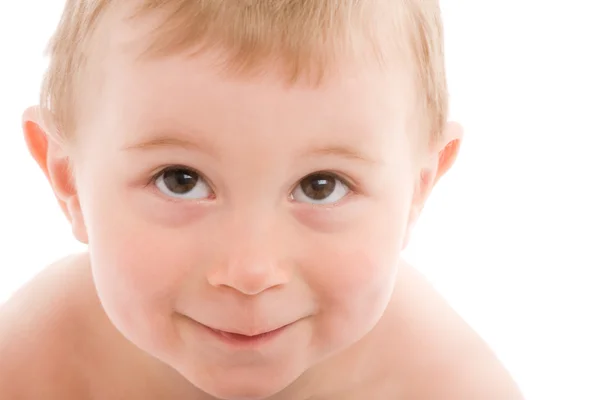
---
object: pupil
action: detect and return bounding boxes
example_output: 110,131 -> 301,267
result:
164,169 -> 197,194
301,174 -> 335,200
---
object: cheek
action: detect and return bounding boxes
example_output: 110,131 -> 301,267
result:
80,181 -> 199,342
317,234 -> 400,306
303,201 -> 408,319
297,211 -> 406,354
89,216 -> 195,306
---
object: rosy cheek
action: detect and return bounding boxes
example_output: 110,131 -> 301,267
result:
330,249 -> 391,294
87,200 -> 191,300
305,214 -> 405,303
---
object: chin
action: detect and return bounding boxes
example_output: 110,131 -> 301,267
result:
181,364 -> 301,400
193,377 -> 289,400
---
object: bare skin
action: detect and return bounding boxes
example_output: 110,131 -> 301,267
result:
0,253 -> 524,399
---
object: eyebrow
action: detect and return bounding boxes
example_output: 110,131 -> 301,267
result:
301,144 -> 378,165
123,133 -> 377,165
122,134 -> 220,157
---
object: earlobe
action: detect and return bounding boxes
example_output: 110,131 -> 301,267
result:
22,106 -> 89,244
67,196 -> 89,244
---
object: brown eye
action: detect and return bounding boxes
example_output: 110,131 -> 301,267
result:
292,173 -> 349,204
155,167 -> 211,199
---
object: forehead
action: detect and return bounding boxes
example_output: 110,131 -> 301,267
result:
86,5 -> 416,157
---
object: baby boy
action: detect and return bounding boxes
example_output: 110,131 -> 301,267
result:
0,1 -> 524,399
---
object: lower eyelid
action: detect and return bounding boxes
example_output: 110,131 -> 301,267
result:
152,187 -> 215,204
293,193 -> 356,209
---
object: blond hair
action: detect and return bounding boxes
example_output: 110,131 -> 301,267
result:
41,0 -> 448,146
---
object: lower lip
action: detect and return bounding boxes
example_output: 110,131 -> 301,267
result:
201,323 -> 291,348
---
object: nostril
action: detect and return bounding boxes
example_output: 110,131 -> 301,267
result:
207,260 -> 290,296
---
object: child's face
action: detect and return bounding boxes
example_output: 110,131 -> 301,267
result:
46,32 -> 447,399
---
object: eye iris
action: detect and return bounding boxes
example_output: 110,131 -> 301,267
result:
163,169 -> 198,194
301,174 -> 336,200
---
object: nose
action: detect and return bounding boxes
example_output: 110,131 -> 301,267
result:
206,223 -> 290,296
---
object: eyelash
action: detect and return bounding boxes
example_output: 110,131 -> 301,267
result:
147,164 -> 208,189
146,165 -> 359,199
290,171 -> 357,198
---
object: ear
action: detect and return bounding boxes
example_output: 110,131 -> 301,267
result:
22,106 -> 89,244
402,121 -> 463,250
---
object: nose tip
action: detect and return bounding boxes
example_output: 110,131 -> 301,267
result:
205,213 -> 291,295
206,257 -> 289,296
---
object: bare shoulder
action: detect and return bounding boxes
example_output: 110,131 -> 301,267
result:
387,263 -> 525,400
0,253 -> 99,399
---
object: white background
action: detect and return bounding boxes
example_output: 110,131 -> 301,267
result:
1,1 -> 599,399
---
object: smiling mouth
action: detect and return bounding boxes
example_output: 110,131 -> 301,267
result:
204,323 -> 292,345
211,327 -> 281,340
